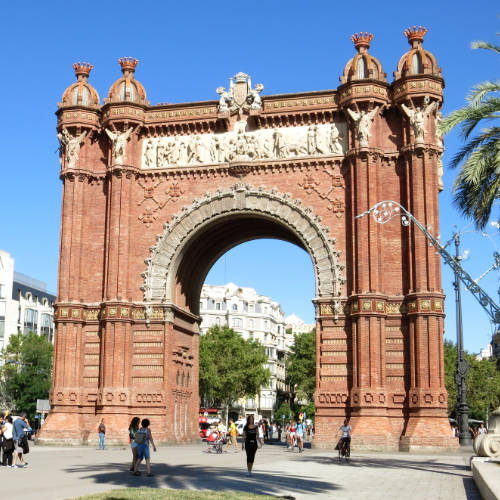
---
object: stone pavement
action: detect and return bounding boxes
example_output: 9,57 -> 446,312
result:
0,441 -> 481,500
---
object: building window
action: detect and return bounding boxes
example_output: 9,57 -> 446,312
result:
0,284 -> 5,299
216,303 -> 221,310
248,319 -> 254,328
216,317 -> 221,326
357,57 -> 368,79
232,318 -> 242,328
412,53 -> 422,74
232,304 -> 238,312
41,313 -> 53,341
0,317 -> 4,341
24,308 -> 38,334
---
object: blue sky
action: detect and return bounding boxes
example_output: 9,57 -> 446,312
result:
1,1 -> 498,353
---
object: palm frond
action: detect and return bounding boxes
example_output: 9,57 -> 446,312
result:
467,80 -> 500,107
452,140 -> 500,229
471,40 -> 500,55
440,98 -> 500,138
448,128 -> 500,169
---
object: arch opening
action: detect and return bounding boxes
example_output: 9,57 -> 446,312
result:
143,184 -> 345,321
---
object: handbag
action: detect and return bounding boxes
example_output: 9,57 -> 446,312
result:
334,438 -> 342,450
3,438 -> 14,452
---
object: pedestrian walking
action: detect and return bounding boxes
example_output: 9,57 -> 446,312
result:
242,415 -> 258,476
128,417 -> 140,471
98,418 -> 106,450
1,415 -> 14,466
12,413 -> 29,468
226,419 -> 238,453
133,418 -> 157,477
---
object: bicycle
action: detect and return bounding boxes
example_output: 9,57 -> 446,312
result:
338,438 -> 350,462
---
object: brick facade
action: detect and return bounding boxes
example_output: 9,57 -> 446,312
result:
38,28 -> 458,450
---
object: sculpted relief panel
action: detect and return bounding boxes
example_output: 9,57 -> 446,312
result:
141,121 -> 346,170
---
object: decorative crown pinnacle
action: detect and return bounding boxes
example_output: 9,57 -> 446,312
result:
351,32 -> 374,51
118,57 -> 139,74
404,26 -> 427,45
73,62 -> 93,79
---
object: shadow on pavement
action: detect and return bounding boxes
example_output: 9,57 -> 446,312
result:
62,461 -> 339,497
289,453 -> 477,479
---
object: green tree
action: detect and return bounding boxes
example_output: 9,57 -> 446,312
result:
444,339 -> 500,420
274,402 -> 293,422
440,36 -> 500,229
0,331 -> 53,419
199,325 -> 270,422
286,329 -> 316,402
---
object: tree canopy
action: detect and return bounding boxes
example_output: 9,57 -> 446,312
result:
286,329 -> 316,402
199,325 -> 270,410
440,36 -> 500,229
444,339 -> 500,420
0,331 -> 53,419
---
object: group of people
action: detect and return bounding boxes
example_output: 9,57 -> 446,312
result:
128,417 -> 157,477
0,412 -> 30,468
451,422 -> 488,439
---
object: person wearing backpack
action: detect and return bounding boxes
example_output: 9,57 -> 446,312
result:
132,418 -> 157,477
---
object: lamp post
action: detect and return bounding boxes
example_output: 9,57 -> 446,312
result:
453,232 -> 471,446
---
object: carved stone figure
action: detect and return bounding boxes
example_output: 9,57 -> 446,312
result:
188,135 -> 205,164
435,111 -> 444,148
329,124 -> 343,155
178,140 -> 188,165
306,125 -> 317,155
258,134 -> 273,159
347,107 -> 379,147
248,83 -> 264,110
435,111 -> 444,191
216,86 -> 233,113
314,125 -> 328,154
105,127 -> 133,165
401,97 -> 438,143
144,139 -> 156,168
273,129 -> 289,158
234,129 -> 249,159
57,129 -> 87,169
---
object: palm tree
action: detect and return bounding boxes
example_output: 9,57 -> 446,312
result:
440,40 -> 500,229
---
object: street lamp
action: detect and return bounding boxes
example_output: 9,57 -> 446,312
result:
452,232 -> 471,446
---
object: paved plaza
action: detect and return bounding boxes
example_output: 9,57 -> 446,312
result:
0,440 -> 480,499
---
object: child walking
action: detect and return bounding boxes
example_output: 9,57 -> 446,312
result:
132,418 -> 157,477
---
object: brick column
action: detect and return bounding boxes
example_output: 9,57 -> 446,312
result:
400,147 -> 456,450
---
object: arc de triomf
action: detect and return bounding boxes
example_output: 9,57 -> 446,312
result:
39,27 -> 458,450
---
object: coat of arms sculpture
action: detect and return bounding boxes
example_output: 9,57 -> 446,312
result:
216,72 -> 264,115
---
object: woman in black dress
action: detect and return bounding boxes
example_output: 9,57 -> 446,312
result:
241,414 -> 258,476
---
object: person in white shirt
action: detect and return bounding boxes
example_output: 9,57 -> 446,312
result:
1,416 -> 14,466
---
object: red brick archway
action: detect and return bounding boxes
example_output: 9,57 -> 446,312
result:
39,29 -> 457,450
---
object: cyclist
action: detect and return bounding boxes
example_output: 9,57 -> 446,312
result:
338,419 -> 352,458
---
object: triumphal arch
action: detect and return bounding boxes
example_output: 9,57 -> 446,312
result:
39,27 -> 457,450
